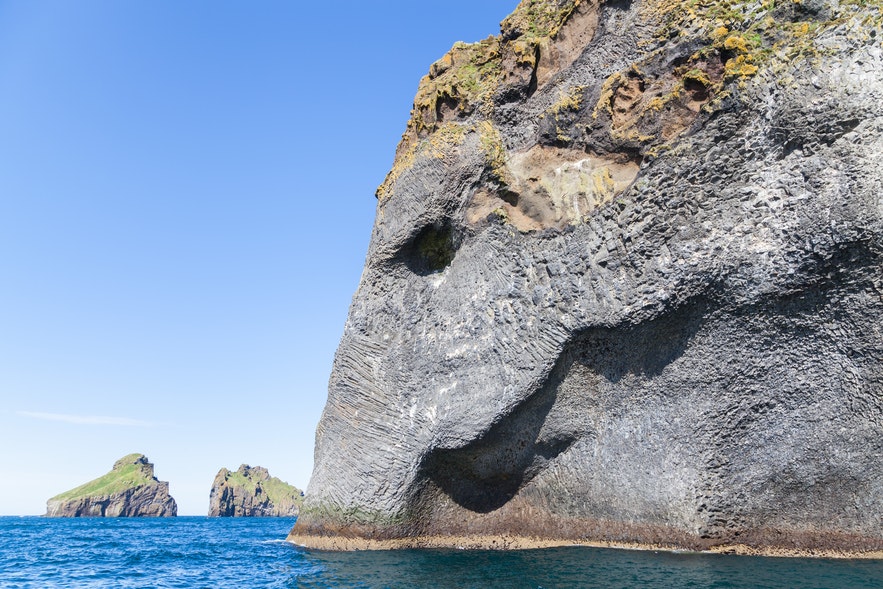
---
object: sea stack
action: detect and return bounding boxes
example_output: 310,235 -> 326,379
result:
46,453 -> 177,517
208,465 -> 303,516
290,0 -> 883,555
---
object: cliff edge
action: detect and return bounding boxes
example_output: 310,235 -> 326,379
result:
46,454 -> 177,517
290,0 -> 883,556
208,464 -> 303,516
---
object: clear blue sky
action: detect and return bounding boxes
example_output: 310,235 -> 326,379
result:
0,1 -> 514,515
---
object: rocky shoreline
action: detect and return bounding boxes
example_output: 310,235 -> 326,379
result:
286,533 -> 883,559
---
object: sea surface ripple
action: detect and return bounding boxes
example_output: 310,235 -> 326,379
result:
2,517 -> 883,588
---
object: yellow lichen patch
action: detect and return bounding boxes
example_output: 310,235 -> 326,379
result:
724,54 -> 758,78
723,34 -> 751,53
641,0 -> 883,90
592,72 -> 626,120
428,123 -> 468,159
645,96 -> 668,112
545,85 -> 585,143
410,36 -> 502,136
477,121 -> 510,184
712,26 -> 730,40
509,39 -> 538,68
376,123 -> 468,199
591,167 -> 617,202
683,68 -> 712,87
549,86 -> 584,115
501,0 -> 583,42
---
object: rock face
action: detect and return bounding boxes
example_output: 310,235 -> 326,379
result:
46,454 -> 177,517
208,465 -> 303,517
290,0 -> 883,555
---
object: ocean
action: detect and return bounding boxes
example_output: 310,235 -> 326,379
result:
1,517 -> 883,588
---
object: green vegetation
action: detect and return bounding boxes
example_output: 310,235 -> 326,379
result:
544,85 -> 586,143
650,0 -> 883,81
50,454 -> 155,501
225,468 -> 304,508
501,0 -> 581,41
380,0 -> 883,199
478,120 -> 509,183
413,224 -> 455,272
409,0 -> 583,136
410,37 -> 503,137
300,501 -> 411,528
585,0 -> 883,151
548,85 -> 584,115
379,0 -> 585,200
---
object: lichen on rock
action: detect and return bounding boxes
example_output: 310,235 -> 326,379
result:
292,0 -> 883,556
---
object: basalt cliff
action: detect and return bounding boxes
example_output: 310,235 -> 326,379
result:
208,465 -> 304,516
290,0 -> 883,556
46,454 -> 177,517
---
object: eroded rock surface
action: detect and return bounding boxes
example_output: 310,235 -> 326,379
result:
208,465 -> 303,516
290,0 -> 883,555
46,454 -> 177,517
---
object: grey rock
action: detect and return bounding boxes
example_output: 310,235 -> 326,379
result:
290,0 -> 883,554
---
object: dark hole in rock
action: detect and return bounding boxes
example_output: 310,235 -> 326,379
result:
500,189 -> 520,207
684,77 -> 710,102
719,48 -> 738,65
401,222 -> 457,275
435,94 -> 460,123
605,0 -> 633,10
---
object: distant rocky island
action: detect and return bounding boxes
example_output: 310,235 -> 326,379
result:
46,453 -> 177,517
208,464 -> 303,517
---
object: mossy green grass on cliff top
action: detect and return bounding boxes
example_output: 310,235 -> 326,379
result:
378,0 -> 584,199
500,0 -> 582,41
224,470 -> 304,507
50,454 -> 155,501
411,0 -> 582,134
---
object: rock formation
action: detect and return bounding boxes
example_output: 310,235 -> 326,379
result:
208,464 -> 303,516
46,454 -> 177,517
289,0 -> 883,556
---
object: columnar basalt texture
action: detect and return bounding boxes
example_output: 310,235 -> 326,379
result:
290,0 -> 883,555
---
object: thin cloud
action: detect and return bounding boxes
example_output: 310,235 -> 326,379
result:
17,411 -> 156,427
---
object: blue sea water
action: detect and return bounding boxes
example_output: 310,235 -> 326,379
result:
2,517 -> 883,588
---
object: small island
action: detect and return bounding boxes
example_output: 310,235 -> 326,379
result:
45,453 -> 177,517
208,464 -> 303,516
